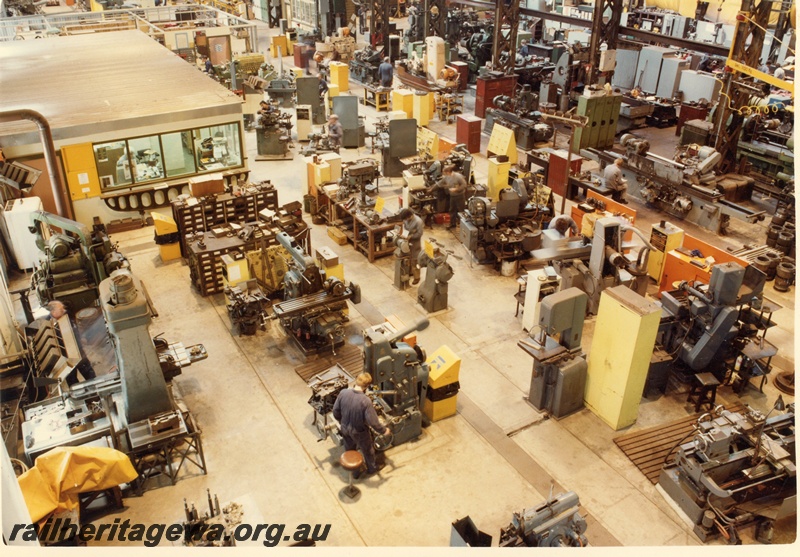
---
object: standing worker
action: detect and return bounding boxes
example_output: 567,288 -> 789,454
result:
378,56 -> 394,88
333,372 -> 390,478
327,114 -> 343,150
434,165 -> 467,230
399,208 -> 424,285
603,158 -> 628,204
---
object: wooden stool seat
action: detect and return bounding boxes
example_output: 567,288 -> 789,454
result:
339,450 -> 364,471
687,372 -> 720,412
339,450 -> 364,500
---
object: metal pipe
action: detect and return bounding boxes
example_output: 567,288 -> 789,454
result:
0,109 -> 66,216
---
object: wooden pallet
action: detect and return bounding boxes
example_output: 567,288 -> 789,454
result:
614,403 -> 747,484
294,343 -> 363,383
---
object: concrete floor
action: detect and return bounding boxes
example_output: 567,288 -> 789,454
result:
7,20 -> 796,551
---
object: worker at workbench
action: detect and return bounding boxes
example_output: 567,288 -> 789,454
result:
327,114 -> 343,150
548,214 -> 580,237
433,165 -> 467,230
333,372 -> 390,478
603,158 -> 628,204
400,208 -> 424,285
378,57 -> 394,88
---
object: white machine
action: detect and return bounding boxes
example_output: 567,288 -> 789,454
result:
426,36 -> 446,82
1,196 -> 43,270
522,266 -> 562,332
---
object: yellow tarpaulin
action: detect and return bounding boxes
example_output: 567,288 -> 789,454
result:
17,446 -> 138,523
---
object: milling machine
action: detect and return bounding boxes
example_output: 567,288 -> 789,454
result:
654,262 -> 776,393
20,270 -> 208,467
271,231 -> 361,354
308,319 -> 431,448
659,404 -> 796,544
349,45 -> 383,85
30,211 -> 128,312
518,288 -> 588,419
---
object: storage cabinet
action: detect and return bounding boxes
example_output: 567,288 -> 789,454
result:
475,74 -> 517,118
456,115 -> 482,154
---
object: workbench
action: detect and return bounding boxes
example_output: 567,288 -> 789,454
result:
363,85 -> 391,111
316,185 -> 395,262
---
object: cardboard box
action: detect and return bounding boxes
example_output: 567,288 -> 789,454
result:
189,173 -> 225,197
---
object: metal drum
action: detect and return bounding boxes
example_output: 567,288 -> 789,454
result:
774,262 -> 795,292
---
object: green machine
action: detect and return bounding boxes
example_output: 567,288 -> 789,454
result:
572,93 -> 622,151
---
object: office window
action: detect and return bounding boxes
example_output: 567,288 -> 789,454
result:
192,123 -> 242,171
94,141 -> 132,188
128,135 -> 164,182
163,131 -> 197,178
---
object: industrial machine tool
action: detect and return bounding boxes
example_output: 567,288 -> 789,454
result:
308,319 -> 431,448
224,282 -> 270,336
349,45 -> 383,85
654,262 -> 776,393
531,217 -> 652,315
393,236 -> 413,291
458,182 -> 545,267
271,232 -> 360,354
499,490 -> 589,547
659,403 -> 796,544
20,269 -> 208,468
584,135 -> 767,234
30,211 -> 129,312
417,240 -> 457,313
484,86 -> 555,150
518,288 -> 588,419
255,101 -> 294,159
452,489 -> 589,547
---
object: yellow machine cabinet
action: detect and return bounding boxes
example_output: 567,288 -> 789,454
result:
584,286 -> 661,430
270,35 -> 288,58
423,345 -> 461,422
413,91 -> 433,126
487,157 -> 511,200
329,61 -> 349,92
318,152 -> 342,182
151,212 -> 181,262
647,221 -> 684,282
315,246 -> 343,281
392,89 -> 414,118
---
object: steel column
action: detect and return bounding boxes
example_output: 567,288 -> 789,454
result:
492,0 -> 520,75
587,0 -> 623,85
424,0 -> 448,37
369,0 -> 391,54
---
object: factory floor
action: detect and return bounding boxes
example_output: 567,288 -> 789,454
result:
7,21 -> 796,551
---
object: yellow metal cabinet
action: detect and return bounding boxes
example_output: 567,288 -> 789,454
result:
329,62 -> 349,92
61,143 -> 101,200
392,89 -> 414,118
270,35 -> 288,58
423,345 -> 461,422
487,157 -> 510,201
413,92 -> 433,126
318,152 -> 342,182
584,286 -> 661,430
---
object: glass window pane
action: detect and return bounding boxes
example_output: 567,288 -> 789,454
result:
163,131 -> 196,178
193,123 -> 242,171
128,135 -> 164,183
94,141 -> 132,188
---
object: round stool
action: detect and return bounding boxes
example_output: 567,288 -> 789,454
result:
339,450 -> 364,500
